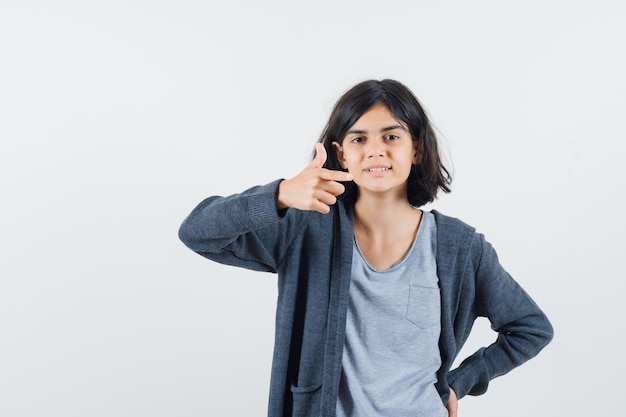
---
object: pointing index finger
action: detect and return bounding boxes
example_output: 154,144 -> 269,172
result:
320,168 -> 353,182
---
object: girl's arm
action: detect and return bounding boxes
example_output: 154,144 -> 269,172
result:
178,180 -> 298,272
448,234 -> 554,398
178,144 -> 351,272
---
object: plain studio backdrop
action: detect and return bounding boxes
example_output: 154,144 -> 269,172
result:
1,1 -> 624,416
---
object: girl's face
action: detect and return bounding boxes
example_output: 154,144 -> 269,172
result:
332,103 -> 419,200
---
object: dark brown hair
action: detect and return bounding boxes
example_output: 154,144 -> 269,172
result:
317,79 -> 451,206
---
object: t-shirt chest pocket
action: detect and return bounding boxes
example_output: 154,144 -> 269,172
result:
406,284 -> 441,329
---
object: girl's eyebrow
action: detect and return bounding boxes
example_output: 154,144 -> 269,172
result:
381,124 -> 405,132
346,125 -> 406,135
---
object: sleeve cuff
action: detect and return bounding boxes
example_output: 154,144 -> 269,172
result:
245,179 -> 284,227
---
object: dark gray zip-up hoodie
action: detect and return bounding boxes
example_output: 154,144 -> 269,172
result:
179,180 -> 553,417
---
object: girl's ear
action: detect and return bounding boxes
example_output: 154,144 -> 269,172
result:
332,141 -> 347,169
412,141 -> 423,165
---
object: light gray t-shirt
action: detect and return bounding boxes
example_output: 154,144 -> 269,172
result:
336,211 -> 446,417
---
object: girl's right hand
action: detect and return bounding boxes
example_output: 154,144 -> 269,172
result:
277,143 -> 353,214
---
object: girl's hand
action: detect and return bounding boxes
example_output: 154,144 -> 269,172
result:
277,143 -> 352,214
446,388 -> 458,417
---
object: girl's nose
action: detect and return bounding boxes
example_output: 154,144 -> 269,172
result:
366,141 -> 384,158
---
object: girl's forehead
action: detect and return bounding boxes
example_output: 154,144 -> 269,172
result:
349,104 -> 406,130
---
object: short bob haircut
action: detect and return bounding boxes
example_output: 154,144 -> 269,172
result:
317,79 -> 452,207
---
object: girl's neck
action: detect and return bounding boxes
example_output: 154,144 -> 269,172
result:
352,192 -> 423,270
353,192 -> 420,239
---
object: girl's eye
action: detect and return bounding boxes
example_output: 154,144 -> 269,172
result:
385,134 -> 399,141
351,137 -> 364,143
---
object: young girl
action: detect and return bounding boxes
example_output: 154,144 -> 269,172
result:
178,79 -> 553,417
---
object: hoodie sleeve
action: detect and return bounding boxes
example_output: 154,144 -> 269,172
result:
447,233 -> 554,398
178,180 -> 307,273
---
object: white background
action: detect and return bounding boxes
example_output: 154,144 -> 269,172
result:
1,1 -> 624,416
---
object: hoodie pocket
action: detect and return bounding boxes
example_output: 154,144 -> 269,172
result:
290,383 -> 322,417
